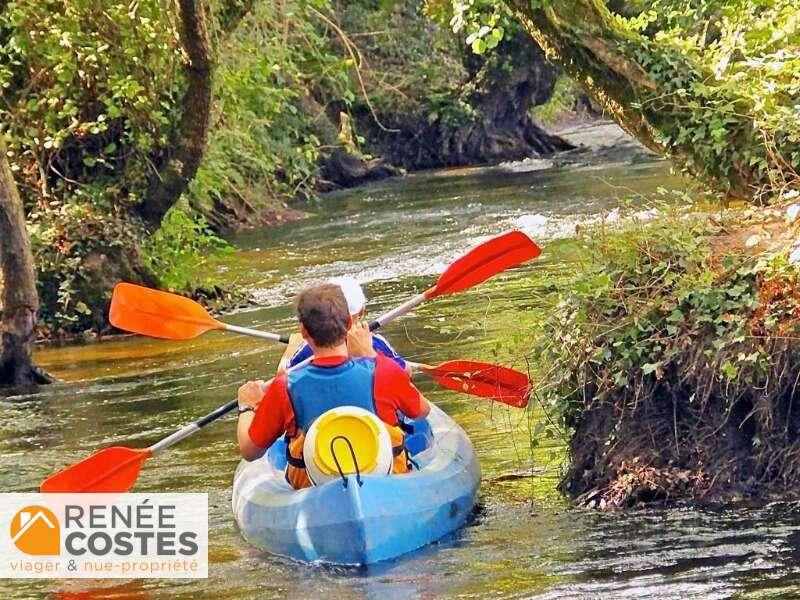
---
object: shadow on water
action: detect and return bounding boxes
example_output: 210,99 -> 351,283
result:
5,139 -> 800,598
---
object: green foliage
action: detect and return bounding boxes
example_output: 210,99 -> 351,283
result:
340,1 -> 469,118
0,0 -> 181,205
532,204 -> 800,435
27,199 -> 146,334
0,0 -> 189,335
192,0 -> 356,216
427,0 -> 508,54
621,0 -> 800,200
141,206 -> 231,292
0,0 -> 361,333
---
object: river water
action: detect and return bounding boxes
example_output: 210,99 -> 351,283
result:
4,124 -> 800,598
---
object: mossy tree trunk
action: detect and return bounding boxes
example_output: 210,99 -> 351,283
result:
451,30 -> 574,163
355,29 -> 573,170
504,0 -> 788,200
0,139 -> 52,386
504,0 -> 666,151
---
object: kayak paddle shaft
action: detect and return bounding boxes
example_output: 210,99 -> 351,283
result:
149,399 -> 238,454
224,323 -> 290,344
368,292 -> 429,332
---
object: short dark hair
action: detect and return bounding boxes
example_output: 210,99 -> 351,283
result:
295,284 -> 350,347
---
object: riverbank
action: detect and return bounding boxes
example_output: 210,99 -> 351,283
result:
531,196 -> 800,508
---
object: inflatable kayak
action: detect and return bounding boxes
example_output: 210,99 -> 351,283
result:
231,403 -> 480,565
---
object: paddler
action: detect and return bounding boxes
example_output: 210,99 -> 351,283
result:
278,276 -> 412,376
236,283 -> 431,489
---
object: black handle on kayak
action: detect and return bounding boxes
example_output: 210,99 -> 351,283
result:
197,399 -> 239,428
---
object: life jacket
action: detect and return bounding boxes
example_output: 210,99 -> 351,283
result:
284,357 -> 409,489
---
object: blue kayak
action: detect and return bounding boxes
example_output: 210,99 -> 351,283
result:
231,403 -> 481,565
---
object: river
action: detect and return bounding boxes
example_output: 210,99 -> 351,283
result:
4,123 -> 800,599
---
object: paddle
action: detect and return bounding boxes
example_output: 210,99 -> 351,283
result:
369,230 -> 541,331
109,282 -> 290,343
39,358 -> 530,493
40,399 -> 237,493
109,231 -> 541,342
410,360 -> 531,409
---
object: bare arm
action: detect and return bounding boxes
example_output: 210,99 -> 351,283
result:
236,380 -> 268,461
237,411 -> 267,461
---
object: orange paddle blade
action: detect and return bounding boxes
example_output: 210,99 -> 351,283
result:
110,282 -> 223,340
40,446 -> 152,493
429,231 -> 541,299
420,360 -> 531,408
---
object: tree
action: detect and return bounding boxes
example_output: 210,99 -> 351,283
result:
138,0 -> 213,228
356,27 -> 573,170
501,0 -> 799,201
0,139 -> 52,386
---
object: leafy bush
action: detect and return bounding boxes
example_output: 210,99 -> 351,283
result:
0,0 -> 180,208
623,0 -> 800,201
141,205 -> 230,292
533,206 -> 800,505
28,198 -> 149,335
191,0 -> 357,223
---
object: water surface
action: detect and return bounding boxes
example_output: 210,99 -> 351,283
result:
6,130 -> 798,598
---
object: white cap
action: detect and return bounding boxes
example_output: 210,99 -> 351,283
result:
329,276 -> 366,315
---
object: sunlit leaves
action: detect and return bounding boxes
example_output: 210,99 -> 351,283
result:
427,0 -> 507,54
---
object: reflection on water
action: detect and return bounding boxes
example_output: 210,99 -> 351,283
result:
5,149 -> 799,598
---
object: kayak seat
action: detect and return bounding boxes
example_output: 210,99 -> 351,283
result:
398,416 -> 433,457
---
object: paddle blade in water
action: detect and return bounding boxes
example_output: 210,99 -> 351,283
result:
110,282 -> 222,340
421,360 -> 531,408
428,231 -> 541,299
40,446 -> 152,493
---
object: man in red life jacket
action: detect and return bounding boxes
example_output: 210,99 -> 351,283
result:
237,283 -> 430,489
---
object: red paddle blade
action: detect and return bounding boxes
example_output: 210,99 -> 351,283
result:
110,282 -> 223,340
421,360 -> 531,408
40,446 -> 152,493
428,231 -> 541,299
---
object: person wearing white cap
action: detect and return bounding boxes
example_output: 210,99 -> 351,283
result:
278,276 -> 410,375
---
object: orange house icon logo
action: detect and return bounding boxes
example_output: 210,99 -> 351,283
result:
9,505 -> 60,555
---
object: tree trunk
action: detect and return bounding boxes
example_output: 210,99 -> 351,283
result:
355,29 -> 573,170
138,0 -> 212,228
0,139 -> 53,386
503,0 -> 786,201
504,0 -> 666,153
449,30 -> 575,164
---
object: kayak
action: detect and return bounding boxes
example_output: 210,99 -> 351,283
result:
231,403 -> 481,565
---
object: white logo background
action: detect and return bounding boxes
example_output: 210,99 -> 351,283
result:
0,493 -> 208,579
